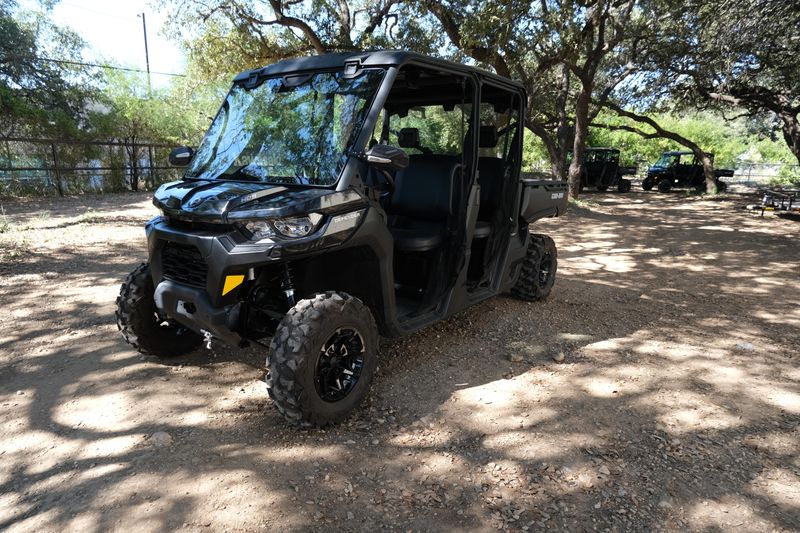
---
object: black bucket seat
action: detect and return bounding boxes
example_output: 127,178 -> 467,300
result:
389,136 -> 459,253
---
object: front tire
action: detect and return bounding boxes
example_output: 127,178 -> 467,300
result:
657,179 -> 672,193
512,234 -> 557,301
642,177 -> 654,191
266,292 -> 379,428
116,263 -> 203,357
617,179 -> 632,193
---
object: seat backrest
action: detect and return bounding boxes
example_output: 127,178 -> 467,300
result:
397,128 -> 420,149
391,154 -> 459,221
478,125 -> 499,150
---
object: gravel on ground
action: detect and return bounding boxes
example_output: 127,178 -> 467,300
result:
0,189 -> 798,532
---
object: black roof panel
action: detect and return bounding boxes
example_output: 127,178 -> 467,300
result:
232,50 -> 523,91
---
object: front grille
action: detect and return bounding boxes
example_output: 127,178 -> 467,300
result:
167,218 -> 232,233
161,242 -> 208,288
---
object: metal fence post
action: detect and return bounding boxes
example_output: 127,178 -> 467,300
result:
148,144 -> 156,188
50,142 -> 64,197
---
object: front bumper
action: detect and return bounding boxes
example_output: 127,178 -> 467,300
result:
146,218 -> 277,308
153,280 -> 244,346
145,208 -> 370,344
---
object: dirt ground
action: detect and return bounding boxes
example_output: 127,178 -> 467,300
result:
0,188 -> 798,532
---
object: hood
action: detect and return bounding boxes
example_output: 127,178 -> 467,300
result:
153,179 -> 366,222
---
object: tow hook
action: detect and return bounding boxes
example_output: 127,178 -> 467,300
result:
201,329 -> 214,351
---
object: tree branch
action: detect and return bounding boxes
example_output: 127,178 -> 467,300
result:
601,100 -> 721,188
420,0 -> 510,78
266,0 -> 327,54
361,0 -> 399,38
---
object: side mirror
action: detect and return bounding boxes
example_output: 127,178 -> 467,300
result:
169,146 -> 194,167
363,144 -> 409,171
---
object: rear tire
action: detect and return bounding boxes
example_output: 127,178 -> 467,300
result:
642,177 -> 654,191
657,179 -> 672,193
597,185 -> 608,192
512,234 -> 557,301
617,179 -> 632,193
116,263 -> 203,357
266,292 -> 379,428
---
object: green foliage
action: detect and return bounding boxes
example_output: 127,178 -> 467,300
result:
0,1 -> 96,137
91,70 -> 202,146
522,130 -> 550,172
84,70 -> 220,191
769,166 -> 800,187
625,0 -> 800,164
160,0 -> 420,85
4,0 -> 798,198
589,111 -> 793,169
747,136 -> 796,165
390,105 -> 471,156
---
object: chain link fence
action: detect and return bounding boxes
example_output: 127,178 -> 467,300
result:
3,137 -> 799,196
523,157 -> 800,188
0,137 -> 184,196
726,162 -> 800,187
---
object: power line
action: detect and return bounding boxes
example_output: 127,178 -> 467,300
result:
6,54 -> 186,77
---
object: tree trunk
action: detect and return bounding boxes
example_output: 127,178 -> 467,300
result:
567,84 -> 593,198
524,63 -> 572,181
779,112 -> 800,165
50,143 -> 64,197
552,146 -> 567,180
125,141 -> 140,192
554,64 -> 572,181
698,151 -> 716,193
525,121 -> 560,180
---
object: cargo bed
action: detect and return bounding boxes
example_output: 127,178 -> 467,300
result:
520,179 -> 568,222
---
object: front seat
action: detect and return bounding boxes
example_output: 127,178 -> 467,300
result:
397,127 -> 432,154
389,153 -> 459,253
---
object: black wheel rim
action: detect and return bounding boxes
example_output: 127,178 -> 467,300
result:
538,253 -> 554,288
314,328 -> 365,402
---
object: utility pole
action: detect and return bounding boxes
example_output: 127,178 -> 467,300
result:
138,12 -> 151,95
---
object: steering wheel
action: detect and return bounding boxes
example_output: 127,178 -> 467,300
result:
377,169 -> 395,193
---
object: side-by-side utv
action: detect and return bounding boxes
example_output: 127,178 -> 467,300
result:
642,151 -> 732,192
579,147 -> 636,192
116,51 -> 568,427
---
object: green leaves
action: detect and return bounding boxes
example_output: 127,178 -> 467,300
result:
0,2 -> 95,137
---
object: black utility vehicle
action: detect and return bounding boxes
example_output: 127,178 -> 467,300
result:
642,151 -> 732,193
116,51 -> 568,427
579,147 -> 636,193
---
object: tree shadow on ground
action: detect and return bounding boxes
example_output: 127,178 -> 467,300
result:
0,191 -> 798,531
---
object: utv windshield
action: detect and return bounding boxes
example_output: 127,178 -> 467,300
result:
654,153 -> 681,167
186,69 -> 385,186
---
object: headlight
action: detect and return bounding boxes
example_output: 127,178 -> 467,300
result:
274,216 -> 316,238
244,220 -> 275,240
243,214 -> 322,241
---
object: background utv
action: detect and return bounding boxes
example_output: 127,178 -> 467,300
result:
116,51 -> 568,427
